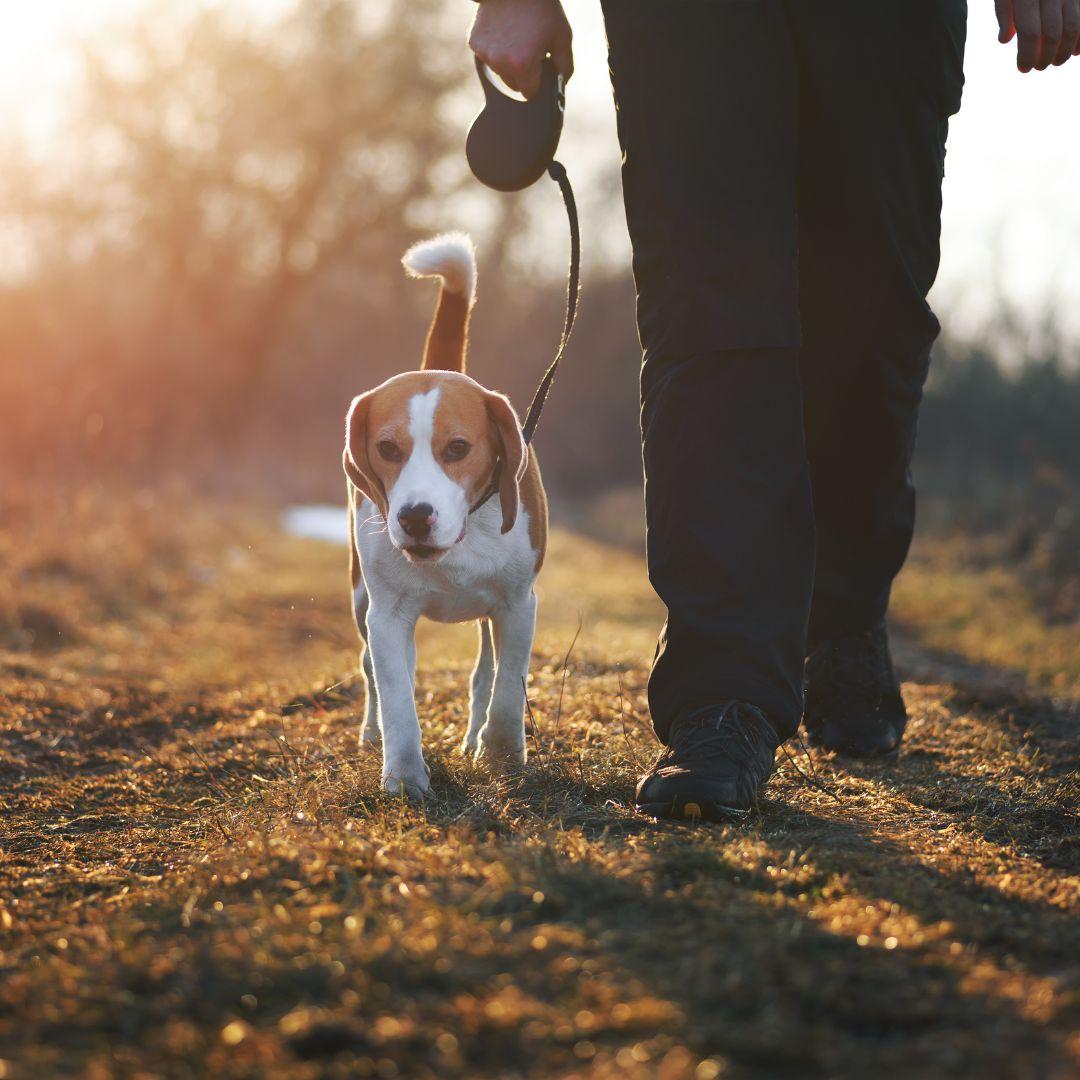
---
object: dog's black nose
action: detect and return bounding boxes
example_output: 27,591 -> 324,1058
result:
398,502 -> 436,540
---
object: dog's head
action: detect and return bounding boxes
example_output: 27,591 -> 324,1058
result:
344,233 -> 527,562
345,372 -> 526,562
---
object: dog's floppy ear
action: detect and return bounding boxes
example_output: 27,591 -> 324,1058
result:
484,390 -> 527,535
343,391 -> 387,518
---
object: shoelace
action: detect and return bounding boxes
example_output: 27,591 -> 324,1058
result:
659,702 -> 841,804
662,703 -> 775,773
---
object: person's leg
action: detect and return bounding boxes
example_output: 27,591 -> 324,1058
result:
602,1 -> 812,818
642,348 -> 814,741
787,0 -> 967,751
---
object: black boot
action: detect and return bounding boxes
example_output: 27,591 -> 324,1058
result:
804,621 -> 907,756
635,701 -> 779,822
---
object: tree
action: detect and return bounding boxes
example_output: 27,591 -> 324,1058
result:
0,0 -> 477,471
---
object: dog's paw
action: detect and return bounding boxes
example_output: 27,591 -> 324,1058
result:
359,720 -> 382,750
382,757 -> 431,800
461,713 -> 486,758
475,733 -> 527,775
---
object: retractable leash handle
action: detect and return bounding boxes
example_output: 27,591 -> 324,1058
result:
465,56 -> 579,516
466,57 -> 565,192
465,55 -> 580,523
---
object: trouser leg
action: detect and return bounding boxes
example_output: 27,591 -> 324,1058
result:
786,0 -> 968,640
604,0 -> 967,741
602,2 -> 810,741
642,349 -> 814,741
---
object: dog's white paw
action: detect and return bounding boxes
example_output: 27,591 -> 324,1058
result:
476,728 -> 527,775
382,756 -> 431,799
461,711 -> 487,757
359,720 -> 382,750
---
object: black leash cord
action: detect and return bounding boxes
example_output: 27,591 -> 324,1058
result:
470,159 -> 580,515
521,160 -> 580,445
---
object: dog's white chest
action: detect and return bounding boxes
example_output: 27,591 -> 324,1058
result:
354,499 -> 537,621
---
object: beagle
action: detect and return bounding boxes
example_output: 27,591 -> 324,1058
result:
343,234 -> 547,797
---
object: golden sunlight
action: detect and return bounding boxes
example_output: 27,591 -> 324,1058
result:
0,1 -> 287,137
0,3 -> 135,137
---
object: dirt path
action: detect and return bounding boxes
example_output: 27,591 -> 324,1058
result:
0,503 -> 1076,1078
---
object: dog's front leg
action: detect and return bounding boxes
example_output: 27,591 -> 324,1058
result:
463,618 -> 494,755
366,606 -> 429,797
477,590 -> 536,773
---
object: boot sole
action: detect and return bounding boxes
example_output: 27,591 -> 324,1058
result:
636,796 -> 753,824
804,729 -> 902,758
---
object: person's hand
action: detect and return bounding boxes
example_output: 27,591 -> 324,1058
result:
996,0 -> 1080,71
469,0 -> 573,100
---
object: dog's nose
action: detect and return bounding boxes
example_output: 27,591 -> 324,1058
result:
398,502 -> 436,540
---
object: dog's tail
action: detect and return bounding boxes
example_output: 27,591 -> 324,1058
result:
402,232 -> 476,373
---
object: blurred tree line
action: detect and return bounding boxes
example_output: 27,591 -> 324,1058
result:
0,0 -> 644,500
0,0 -> 1076,549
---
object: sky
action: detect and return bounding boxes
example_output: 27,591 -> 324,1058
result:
1,2 -> 1078,339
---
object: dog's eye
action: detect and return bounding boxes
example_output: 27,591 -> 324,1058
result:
376,440 -> 402,462
444,439 -> 470,462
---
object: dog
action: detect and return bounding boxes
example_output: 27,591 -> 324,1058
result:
343,233 -> 547,797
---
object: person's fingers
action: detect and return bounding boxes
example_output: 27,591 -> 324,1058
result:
1054,0 -> 1080,62
1037,0 -> 1063,67
511,52 -> 544,99
466,0 -> 569,98
468,37 -> 543,99
1013,0 -> 1042,69
995,0 -> 1016,41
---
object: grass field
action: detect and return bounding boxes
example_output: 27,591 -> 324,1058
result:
1,491 -> 1077,1078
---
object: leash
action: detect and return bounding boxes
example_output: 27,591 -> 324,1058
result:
465,58 -> 581,516
468,161 -> 579,515
522,160 -> 580,445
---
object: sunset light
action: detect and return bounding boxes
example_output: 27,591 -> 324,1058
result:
1,3 -> 1077,1075
2,2 -> 1078,335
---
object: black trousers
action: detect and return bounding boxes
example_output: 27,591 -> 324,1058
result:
602,1 -> 968,740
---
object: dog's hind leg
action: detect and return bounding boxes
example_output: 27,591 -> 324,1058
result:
463,618 -> 494,755
353,582 -> 381,749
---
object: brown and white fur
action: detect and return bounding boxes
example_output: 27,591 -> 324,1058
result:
344,233 -> 547,797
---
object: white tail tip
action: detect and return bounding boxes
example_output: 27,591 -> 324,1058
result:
402,232 -> 476,302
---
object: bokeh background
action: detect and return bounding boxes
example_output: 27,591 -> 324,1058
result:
1,0 -> 1077,596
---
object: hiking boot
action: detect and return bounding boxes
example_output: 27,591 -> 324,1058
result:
804,621 -> 907,757
635,701 -> 779,822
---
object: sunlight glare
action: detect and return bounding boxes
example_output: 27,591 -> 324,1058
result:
0,2 -> 145,142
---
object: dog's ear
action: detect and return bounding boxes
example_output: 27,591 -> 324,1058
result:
484,390 -> 527,535
344,391 -> 388,518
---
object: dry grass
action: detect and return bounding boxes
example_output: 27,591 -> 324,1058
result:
0,489 -> 1077,1079
891,532 -> 1080,699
